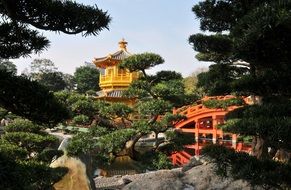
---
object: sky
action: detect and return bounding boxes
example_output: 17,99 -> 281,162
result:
12,0 -> 211,77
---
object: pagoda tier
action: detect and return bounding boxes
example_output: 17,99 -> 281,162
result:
92,39 -> 139,104
93,39 -> 131,69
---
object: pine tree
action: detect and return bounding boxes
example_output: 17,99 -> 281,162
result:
66,53 -> 197,170
74,66 -> 100,94
0,1 -> 111,189
0,0 -> 110,124
190,0 -> 291,188
0,0 -> 110,59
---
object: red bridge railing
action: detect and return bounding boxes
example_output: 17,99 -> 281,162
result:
172,96 -> 252,166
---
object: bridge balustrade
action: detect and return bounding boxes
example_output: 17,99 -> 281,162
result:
172,96 -> 252,166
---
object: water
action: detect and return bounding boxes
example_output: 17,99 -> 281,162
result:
101,155 -> 140,176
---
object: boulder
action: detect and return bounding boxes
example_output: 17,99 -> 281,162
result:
94,156 -> 263,190
122,169 -> 184,190
182,156 -> 202,172
182,163 -> 253,190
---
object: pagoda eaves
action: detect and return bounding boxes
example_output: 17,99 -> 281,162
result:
92,39 -> 139,105
93,39 -> 131,68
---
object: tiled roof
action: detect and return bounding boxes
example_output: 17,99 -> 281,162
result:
93,49 -> 131,63
107,90 -> 125,97
93,39 -> 132,68
97,90 -> 125,98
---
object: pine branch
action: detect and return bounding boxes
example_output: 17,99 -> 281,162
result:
1,0 -> 111,36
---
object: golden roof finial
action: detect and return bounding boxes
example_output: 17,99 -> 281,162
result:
118,38 -> 127,50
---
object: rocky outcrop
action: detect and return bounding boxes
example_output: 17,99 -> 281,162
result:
51,155 -> 91,190
94,156 -> 259,190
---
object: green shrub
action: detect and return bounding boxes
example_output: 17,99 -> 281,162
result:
202,144 -> 291,189
0,152 -> 68,190
73,114 -> 90,125
70,126 -> 80,134
0,107 -> 8,118
86,90 -> 96,96
202,97 -> 245,109
71,99 -> 95,117
3,132 -> 59,154
139,151 -> 173,171
66,132 -> 102,159
36,148 -> 64,163
152,152 -> 173,170
0,141 -> 28,160
4,118 -> 42,133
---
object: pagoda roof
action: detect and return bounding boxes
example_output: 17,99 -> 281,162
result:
97,90 -> 124,98
93,39 -> 131,68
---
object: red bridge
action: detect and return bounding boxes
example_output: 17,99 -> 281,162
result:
171,95 -> 252,166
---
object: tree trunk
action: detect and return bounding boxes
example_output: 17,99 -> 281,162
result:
153,131 -> 158,149
125,133 -> 144,160
251,136 -> 269,159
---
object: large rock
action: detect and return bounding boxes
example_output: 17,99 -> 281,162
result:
182,163 -> 253,190
94,157 -> 262,190
122,168 -> 184,190
51,155 -> 91,190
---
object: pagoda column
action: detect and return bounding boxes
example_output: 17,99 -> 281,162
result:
113,66 -> 117,76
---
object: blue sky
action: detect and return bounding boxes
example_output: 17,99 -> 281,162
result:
12,0 -> 211,77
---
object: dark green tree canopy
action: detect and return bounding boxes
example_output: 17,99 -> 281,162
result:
202,145 -> 291,188
24,59 -> 71,92
0,1 -> 110,189
0,0 -> 110,123
38,72 -> 67,92
197,63 -> 249,96
74,66 -> 100,93
191,0 -> 291,97
0,70 -> 69,125
192,1 -> 291,183
189,34 -> 233,62
29,58 -> 57,74
121,54 -> 196,106
192,0 -> 275,32
0,59 -> 17,75
119,53 -> 164,76
0,118 -> 67,190
0,0 -> 111,59
0,22 -> 49,59
62,73 -> 76,91
64,53 -> 195,171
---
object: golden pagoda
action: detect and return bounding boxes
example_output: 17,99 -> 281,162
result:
92,39 -> 139,105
